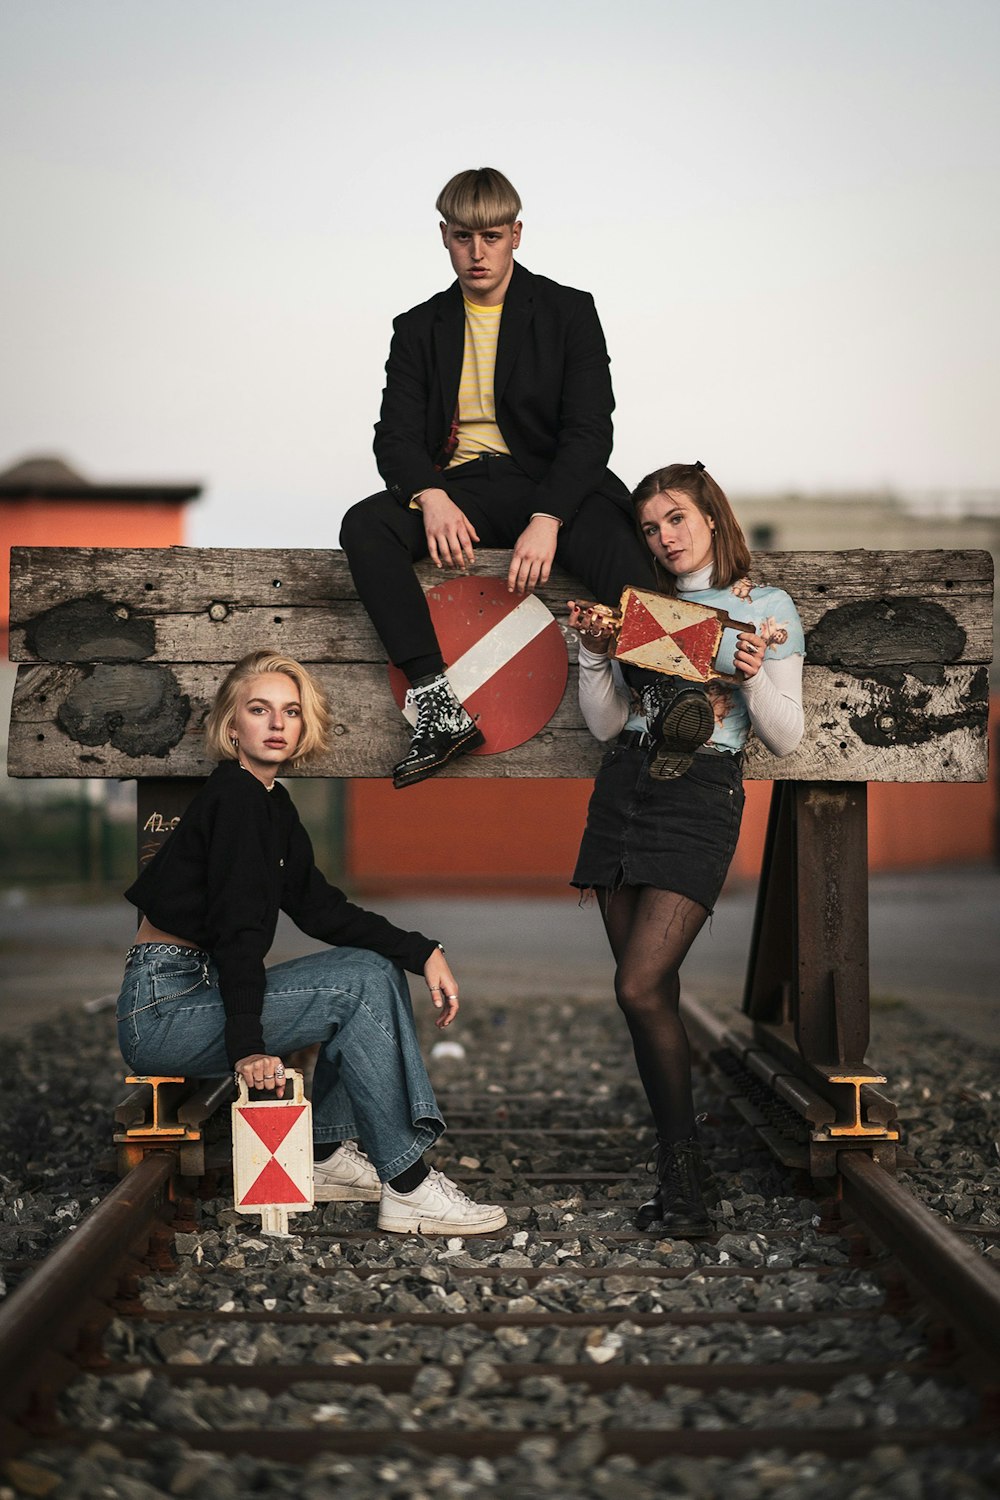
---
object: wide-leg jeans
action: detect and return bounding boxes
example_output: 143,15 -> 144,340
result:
116,944 -> 445,1180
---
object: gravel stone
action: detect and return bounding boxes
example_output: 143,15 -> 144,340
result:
4,989 -> 1000,1497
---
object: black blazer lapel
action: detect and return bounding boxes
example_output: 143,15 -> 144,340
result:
494,262 -> 533,407
432,283 -> 465,435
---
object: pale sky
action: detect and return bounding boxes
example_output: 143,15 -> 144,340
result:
1,0 -> 997,546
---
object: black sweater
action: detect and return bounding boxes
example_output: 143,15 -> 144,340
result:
125,762 -> 438,1065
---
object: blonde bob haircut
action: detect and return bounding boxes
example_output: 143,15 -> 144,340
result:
632,463 -> 752,595
436,167 -> 521,229
204,650 -> 332,766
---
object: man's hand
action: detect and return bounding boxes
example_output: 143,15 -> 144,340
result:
419,489 -> 480,569
507,515 -> 560,595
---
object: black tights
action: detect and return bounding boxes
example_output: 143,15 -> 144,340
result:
597,885 -> 710,1142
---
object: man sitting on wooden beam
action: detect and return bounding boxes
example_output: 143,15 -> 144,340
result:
340,166 -> 658,789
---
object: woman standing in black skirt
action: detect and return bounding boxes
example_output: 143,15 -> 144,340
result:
569,463 -> 805,1234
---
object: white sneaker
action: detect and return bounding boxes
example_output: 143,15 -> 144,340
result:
378,1167 -> 507,1235
313,1140 -> 381,1202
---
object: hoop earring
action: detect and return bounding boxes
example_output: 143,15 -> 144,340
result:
230,736 -> 239,749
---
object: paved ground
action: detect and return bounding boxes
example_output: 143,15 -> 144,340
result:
1,865 -> 997,1045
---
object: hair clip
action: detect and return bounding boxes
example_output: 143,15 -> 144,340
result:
694,460 -> 705,472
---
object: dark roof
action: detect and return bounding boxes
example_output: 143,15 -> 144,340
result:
0,454 -> 201,503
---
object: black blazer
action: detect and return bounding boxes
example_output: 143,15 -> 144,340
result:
373,262 -> 630,525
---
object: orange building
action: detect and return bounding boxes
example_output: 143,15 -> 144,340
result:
346,701 -> 1000,895
0,455 -> 200,653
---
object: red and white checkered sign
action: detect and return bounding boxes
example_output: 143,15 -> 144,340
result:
388,576 -> 568,754
614,587 -> 728,682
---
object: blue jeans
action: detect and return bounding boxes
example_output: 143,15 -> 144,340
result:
116,945 -> 445,1180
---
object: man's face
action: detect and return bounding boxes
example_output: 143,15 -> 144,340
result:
440,220 -> 522,305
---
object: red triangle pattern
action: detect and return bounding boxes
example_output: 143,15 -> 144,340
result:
240,1104 -> 306,1154
617,596 -> 666,653
670,618 -> 720,676
240,1155 -> 309,1206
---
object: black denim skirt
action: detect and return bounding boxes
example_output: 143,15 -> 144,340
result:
572,742 -> 745,912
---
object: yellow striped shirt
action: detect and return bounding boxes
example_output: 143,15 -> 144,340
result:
447,298 -> 511,467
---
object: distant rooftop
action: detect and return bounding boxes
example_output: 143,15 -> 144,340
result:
735,486 -> 1000,519
0,454 -> 202,504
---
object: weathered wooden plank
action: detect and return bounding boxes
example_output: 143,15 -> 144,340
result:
7,545 -> 992,781
7,661 -> 988,781
9,547 -> 994,666
7,661 -> 591,779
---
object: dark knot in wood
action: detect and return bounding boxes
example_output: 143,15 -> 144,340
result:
25,594 -> 155,663
56,664 -> 190,757
806,597 -> 966,674
849,666 -> 989,749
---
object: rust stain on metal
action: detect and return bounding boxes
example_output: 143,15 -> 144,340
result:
806,598 -> 966,674
25,594 -> 155,662
56,664 -> 190,757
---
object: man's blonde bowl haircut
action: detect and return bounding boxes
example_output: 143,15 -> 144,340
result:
436,167 -> 522,230
205,650 -> 333,765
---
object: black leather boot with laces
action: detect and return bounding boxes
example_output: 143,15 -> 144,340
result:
639,679 -> 714,780
392,672 -> 485,789
635,1137 -> 713,1236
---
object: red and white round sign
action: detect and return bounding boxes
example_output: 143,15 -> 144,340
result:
387,577 -> 568,754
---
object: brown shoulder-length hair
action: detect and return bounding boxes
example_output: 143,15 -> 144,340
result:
204,650 -> 332,766
631,462 -> 751,594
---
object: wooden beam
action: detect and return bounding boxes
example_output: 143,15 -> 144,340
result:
6,546 -> 993,781
9,546 -> 993,665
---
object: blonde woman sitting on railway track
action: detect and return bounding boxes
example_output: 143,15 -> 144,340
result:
570,462 -> 805,1236
115,649 -> 506,1236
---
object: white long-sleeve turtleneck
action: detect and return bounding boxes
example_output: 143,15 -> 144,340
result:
577,564 -> 805,757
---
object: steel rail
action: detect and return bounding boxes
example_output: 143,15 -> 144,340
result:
0,1152 -> 174,1425
839,1150 -> 1000,1372
117,1305 -> 886,1329
683,988 -> 1000,1376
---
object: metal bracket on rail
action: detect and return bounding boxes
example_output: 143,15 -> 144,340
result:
114,1074 -> 234,1177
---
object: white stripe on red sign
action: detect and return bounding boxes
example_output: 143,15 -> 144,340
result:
402,595 -> 553,726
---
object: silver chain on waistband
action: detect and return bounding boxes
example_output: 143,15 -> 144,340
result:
125,942 -> 209,962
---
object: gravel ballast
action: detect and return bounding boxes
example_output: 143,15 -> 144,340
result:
2,980 -> 999,1498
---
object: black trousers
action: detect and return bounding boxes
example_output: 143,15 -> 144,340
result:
339,456 -> 655,675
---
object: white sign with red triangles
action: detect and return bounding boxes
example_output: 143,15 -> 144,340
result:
613,587 -> 735,682
388,576 -> 568,754
232,1070 -> 313,1235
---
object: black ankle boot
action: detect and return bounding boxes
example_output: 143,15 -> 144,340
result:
639,679 -> 714,780
392,672 -> 485,789
635,1137 -> 713,1236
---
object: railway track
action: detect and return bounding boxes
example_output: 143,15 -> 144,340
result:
2,991 -> 999,1496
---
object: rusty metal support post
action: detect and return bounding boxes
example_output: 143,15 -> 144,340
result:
742,782 -> 895,1157
793,782 -> 870,1069
744,780 -> 870,1068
